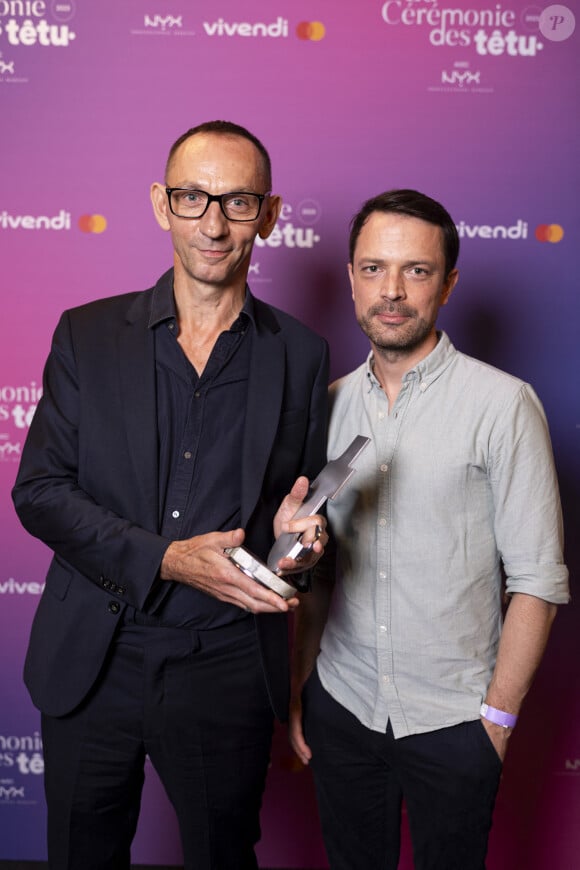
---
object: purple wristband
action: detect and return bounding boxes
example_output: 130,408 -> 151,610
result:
480,703 -> 518,729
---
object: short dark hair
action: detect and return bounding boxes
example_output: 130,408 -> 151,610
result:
349,189 -> 459,276
165,120 -> 272,189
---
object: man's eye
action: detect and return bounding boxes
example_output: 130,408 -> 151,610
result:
227,196 -> 253,211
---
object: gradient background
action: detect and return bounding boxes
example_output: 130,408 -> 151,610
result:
0,1 -> 578,866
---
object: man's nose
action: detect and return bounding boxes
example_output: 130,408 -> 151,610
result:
198,200 -> 228,237
381,272 -> 405,299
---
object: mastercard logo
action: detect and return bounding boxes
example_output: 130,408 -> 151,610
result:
535,224 -> 564,243
78,214 -> 107,234
296,21 -> 325,40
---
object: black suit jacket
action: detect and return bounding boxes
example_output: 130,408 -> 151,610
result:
12,270 -> 329,721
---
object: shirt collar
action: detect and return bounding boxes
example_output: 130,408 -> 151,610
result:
366,331 -> 456,393
149,270 -> 176,328
148,269 -> 254,332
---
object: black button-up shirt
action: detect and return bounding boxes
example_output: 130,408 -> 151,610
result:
149,276 -> 253,628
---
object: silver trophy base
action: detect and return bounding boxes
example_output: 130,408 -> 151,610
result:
225,546 -> 298,599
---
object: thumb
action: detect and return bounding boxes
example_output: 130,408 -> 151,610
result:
224,527 -> 245,548
285,476 -> 310,511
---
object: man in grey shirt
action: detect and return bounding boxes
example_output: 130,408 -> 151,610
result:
290,189 -> 569,870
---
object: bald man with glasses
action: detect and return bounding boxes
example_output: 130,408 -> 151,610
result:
13,120 -> 329,870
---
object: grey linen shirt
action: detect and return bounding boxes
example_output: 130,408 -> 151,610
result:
317,332 -> 569,739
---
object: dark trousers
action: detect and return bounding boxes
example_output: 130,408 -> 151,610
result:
303,666 -> 502,870
41,615 -> 274,870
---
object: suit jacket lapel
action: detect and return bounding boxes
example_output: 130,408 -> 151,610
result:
241,299 -> 284,525
118,290 -> 160,532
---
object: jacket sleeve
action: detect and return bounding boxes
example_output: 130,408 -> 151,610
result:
11,309 -> 169,611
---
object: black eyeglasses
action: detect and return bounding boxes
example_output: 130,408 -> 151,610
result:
165,188 -> 270,222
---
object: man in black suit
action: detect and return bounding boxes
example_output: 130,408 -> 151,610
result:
12,120 -> 329,870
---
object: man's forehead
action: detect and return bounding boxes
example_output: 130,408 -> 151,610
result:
357,211 -> 445,251
170,132 -> 263,176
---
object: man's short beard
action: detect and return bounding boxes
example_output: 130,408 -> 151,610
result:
357,305 -> 433,356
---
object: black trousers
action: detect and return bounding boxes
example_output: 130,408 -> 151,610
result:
303,666 -> 502,870
41,614 -> 274,870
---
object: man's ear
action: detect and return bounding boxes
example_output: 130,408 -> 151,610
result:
348,262 -> 355,300
441,269 -> 459,306
150,182 -> 171,231
258,194 -> 282,239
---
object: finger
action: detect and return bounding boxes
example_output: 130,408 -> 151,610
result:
302,521 -> 325,547
309,529 -> 328,554
290,475 -> 310,498
275,519 -> 328,573
234,573 -> 299,613
281,476 -> 310,514
289,723 -> 312,765
212,551 -> 284,609
284,513 -> 327,540
243,593 -> 299,614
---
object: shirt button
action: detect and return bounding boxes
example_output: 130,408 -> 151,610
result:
379,625 -> 387,633
382,674 -> 390,684
194,391 -> 201,398
172,510 -> 180,519
380,463 -> 389,473
379,571 -> 386,579
378,517 -> 387,527
378,412 -> 385,420
184,451 -> 192,459
419,382 -> 427,392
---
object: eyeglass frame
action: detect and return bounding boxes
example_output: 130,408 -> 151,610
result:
165,187 -> 271,222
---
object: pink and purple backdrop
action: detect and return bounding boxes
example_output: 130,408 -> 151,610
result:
1,1 -> 578,866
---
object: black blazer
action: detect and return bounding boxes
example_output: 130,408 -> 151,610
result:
13,270 -> 329,721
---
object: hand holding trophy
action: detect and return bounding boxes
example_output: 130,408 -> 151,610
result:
225,435 -> 370,598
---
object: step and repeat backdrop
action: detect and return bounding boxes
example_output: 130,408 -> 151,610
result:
1,1 -> 578,867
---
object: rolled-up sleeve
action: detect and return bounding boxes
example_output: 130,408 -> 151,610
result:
490,383 -> 569,604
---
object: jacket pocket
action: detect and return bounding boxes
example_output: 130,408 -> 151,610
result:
44,556 -> 73,601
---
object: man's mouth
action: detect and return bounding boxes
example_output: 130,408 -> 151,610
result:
373,306 -> 413,325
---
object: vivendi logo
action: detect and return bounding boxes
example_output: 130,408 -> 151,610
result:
0,209 -> 71,230
201,17 -> 326,40
203,17 -> 289,38
0,210 -> 107,232
455,219 -> 565,243
0,576 -> 45,594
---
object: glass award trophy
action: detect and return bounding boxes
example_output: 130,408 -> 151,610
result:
225,434 -> 371,598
